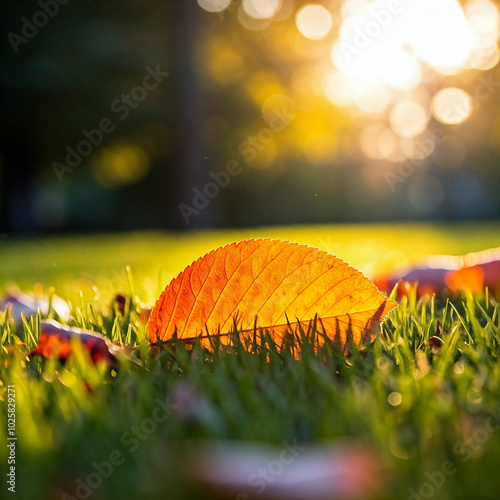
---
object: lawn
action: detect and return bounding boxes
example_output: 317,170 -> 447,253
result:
2,221 -> 500,303
1,222 -> 500,500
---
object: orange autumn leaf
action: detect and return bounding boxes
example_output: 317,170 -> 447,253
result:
147,239 -> 396,349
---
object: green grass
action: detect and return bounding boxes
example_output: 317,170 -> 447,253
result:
1,222 -> 500,500
2,221 -> 499,303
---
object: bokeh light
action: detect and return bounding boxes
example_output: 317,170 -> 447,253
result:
246,72 -> 285,105
203,38 -> 246,85
400,133 -> 435,161
382,50 -> 421,90
465,0 -> 500,51
238,4 -> 273,30
432,88 -> 473,125
197,0 -> 232,14
194,0 -> 500,216
242,0 -> 281,20
326,0 -> 499,145
377,128 -> 400,161
406,0 -> 472,70
324,70 -> 359,107
296,4 -> 333,40
358,82 -> 391,114
388,392 -> 402,406
360,123 -> 388,160
471,45 -> 500,71
92,145 -> 150,189
390,101 -> 429,138
359,123 -> 401,161
3,0 -> 500,237
341,0 -> 373,19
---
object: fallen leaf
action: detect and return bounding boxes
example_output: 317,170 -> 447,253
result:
373,268 -> 449,298
0,291 -> 70,325
374,247 -> 500,297
29,320 -> 129,366
147,239 -> 396,349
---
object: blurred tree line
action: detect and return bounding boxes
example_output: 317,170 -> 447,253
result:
1,0 -> 499,234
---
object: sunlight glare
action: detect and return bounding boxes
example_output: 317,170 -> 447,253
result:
405,0 -> 472,70
329,0 -> 480,115
379,50 -> 422,90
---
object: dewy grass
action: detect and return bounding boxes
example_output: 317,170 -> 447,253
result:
1,284 -> 500,500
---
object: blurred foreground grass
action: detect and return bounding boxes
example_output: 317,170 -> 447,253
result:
1,222 -> 500,500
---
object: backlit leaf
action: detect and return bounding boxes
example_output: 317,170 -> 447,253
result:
147,239 -> 396,349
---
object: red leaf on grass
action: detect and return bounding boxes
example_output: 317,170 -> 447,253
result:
147,239 -> 396,349
29,320 -> 125,366
374,247 -> 500,297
